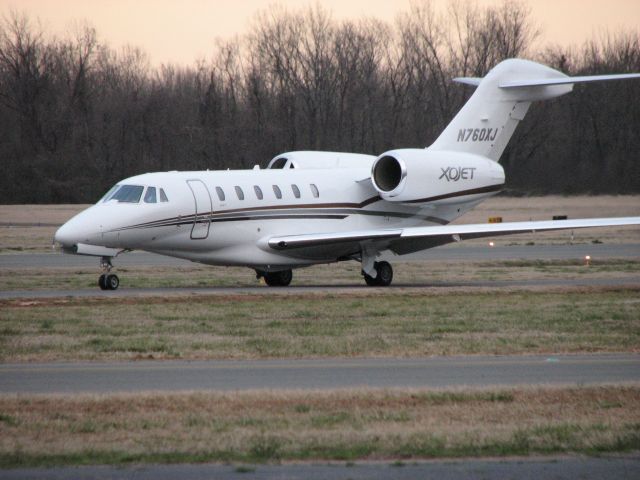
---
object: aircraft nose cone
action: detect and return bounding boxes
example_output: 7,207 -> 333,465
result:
54,223 -> 75,247
54,211 -> 100,248
54,221 -> 86,249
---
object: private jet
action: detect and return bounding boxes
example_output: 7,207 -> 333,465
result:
54,59 -> 640,290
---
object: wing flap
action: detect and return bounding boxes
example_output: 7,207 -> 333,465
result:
268,229 -> 402,250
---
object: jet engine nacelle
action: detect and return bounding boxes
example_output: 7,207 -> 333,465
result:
370,149 -> 505,204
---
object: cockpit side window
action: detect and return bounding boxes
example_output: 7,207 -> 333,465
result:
100,185 -> 119,203
144,186 -> 157,203
108,185 -> 144,203
270,158 -> 287,169
160,188 -> 169,202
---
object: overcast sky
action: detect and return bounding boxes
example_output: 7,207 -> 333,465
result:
2,0 -> 639,66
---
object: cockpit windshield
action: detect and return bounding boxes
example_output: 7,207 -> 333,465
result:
100,184 -> 169,204
102,185 -> 144,203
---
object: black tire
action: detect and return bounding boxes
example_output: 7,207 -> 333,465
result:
276,269 -> 292,286
106,274 -> 120,290
375,261 -> 393,287
362,261 -> 393,287
98,274 -> 108,290
264,269 -> 293,287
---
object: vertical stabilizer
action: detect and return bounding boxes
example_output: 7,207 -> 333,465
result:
428,59 -> 573,161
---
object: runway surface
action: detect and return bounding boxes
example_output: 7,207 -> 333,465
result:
1,354 -> 637,394
3,455 -> 639,480
2,276 -> 640,300
1,243 -> 639,269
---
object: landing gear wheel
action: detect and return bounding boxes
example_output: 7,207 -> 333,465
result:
362,261 -> 393,287
375,261 -> 393,286
263,269 -> 293,287
98,256 -> 119,290
98,274 -> 108,290
105,274 -> 120,290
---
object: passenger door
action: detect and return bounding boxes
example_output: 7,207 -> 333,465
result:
186,180 -> 212,240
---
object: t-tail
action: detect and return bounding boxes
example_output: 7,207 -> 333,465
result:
428,58 -> 640,161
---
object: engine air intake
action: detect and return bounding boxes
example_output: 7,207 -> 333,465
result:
372,155 -> 404,192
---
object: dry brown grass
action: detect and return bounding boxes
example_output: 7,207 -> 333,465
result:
0,204 -> 83,225
0,385 -> 638,465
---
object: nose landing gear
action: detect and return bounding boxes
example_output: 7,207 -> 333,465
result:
98,256 -> 119,290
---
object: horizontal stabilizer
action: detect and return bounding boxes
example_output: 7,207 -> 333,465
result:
452,77 -> 482,87
500,73 -> 640,88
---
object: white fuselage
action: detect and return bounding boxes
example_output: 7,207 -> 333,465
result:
55,159 -> 499,270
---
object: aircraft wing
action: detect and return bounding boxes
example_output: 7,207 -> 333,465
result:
267,216 -> 640,257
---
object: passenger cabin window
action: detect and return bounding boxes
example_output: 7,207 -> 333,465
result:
215,186 -> 225,201
273,185 -> 282,199
254,185 -> 263,200
310,183 -> 319,198
107,185 -> 144,203
160,188 -> 169,202
291,184 -> 301,198
235,186 -> 245,200
144,186 -> 157,203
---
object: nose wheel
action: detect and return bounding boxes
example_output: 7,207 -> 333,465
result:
98,273 -> 120,290
98,256 -> 120,290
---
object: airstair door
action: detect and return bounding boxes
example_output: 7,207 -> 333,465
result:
186,180 -> 212,240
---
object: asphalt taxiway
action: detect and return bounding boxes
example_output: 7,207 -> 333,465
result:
1,354 -> 638,395
3,455 -> 639,480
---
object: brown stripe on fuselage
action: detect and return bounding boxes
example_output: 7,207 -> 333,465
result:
405,184 -> 503,204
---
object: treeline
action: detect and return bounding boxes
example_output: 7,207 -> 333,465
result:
1,2 -> 639,203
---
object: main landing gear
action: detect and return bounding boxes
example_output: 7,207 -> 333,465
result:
362,260 -> 393,287
256,269 -> 293,287
98,256 -> 119,290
